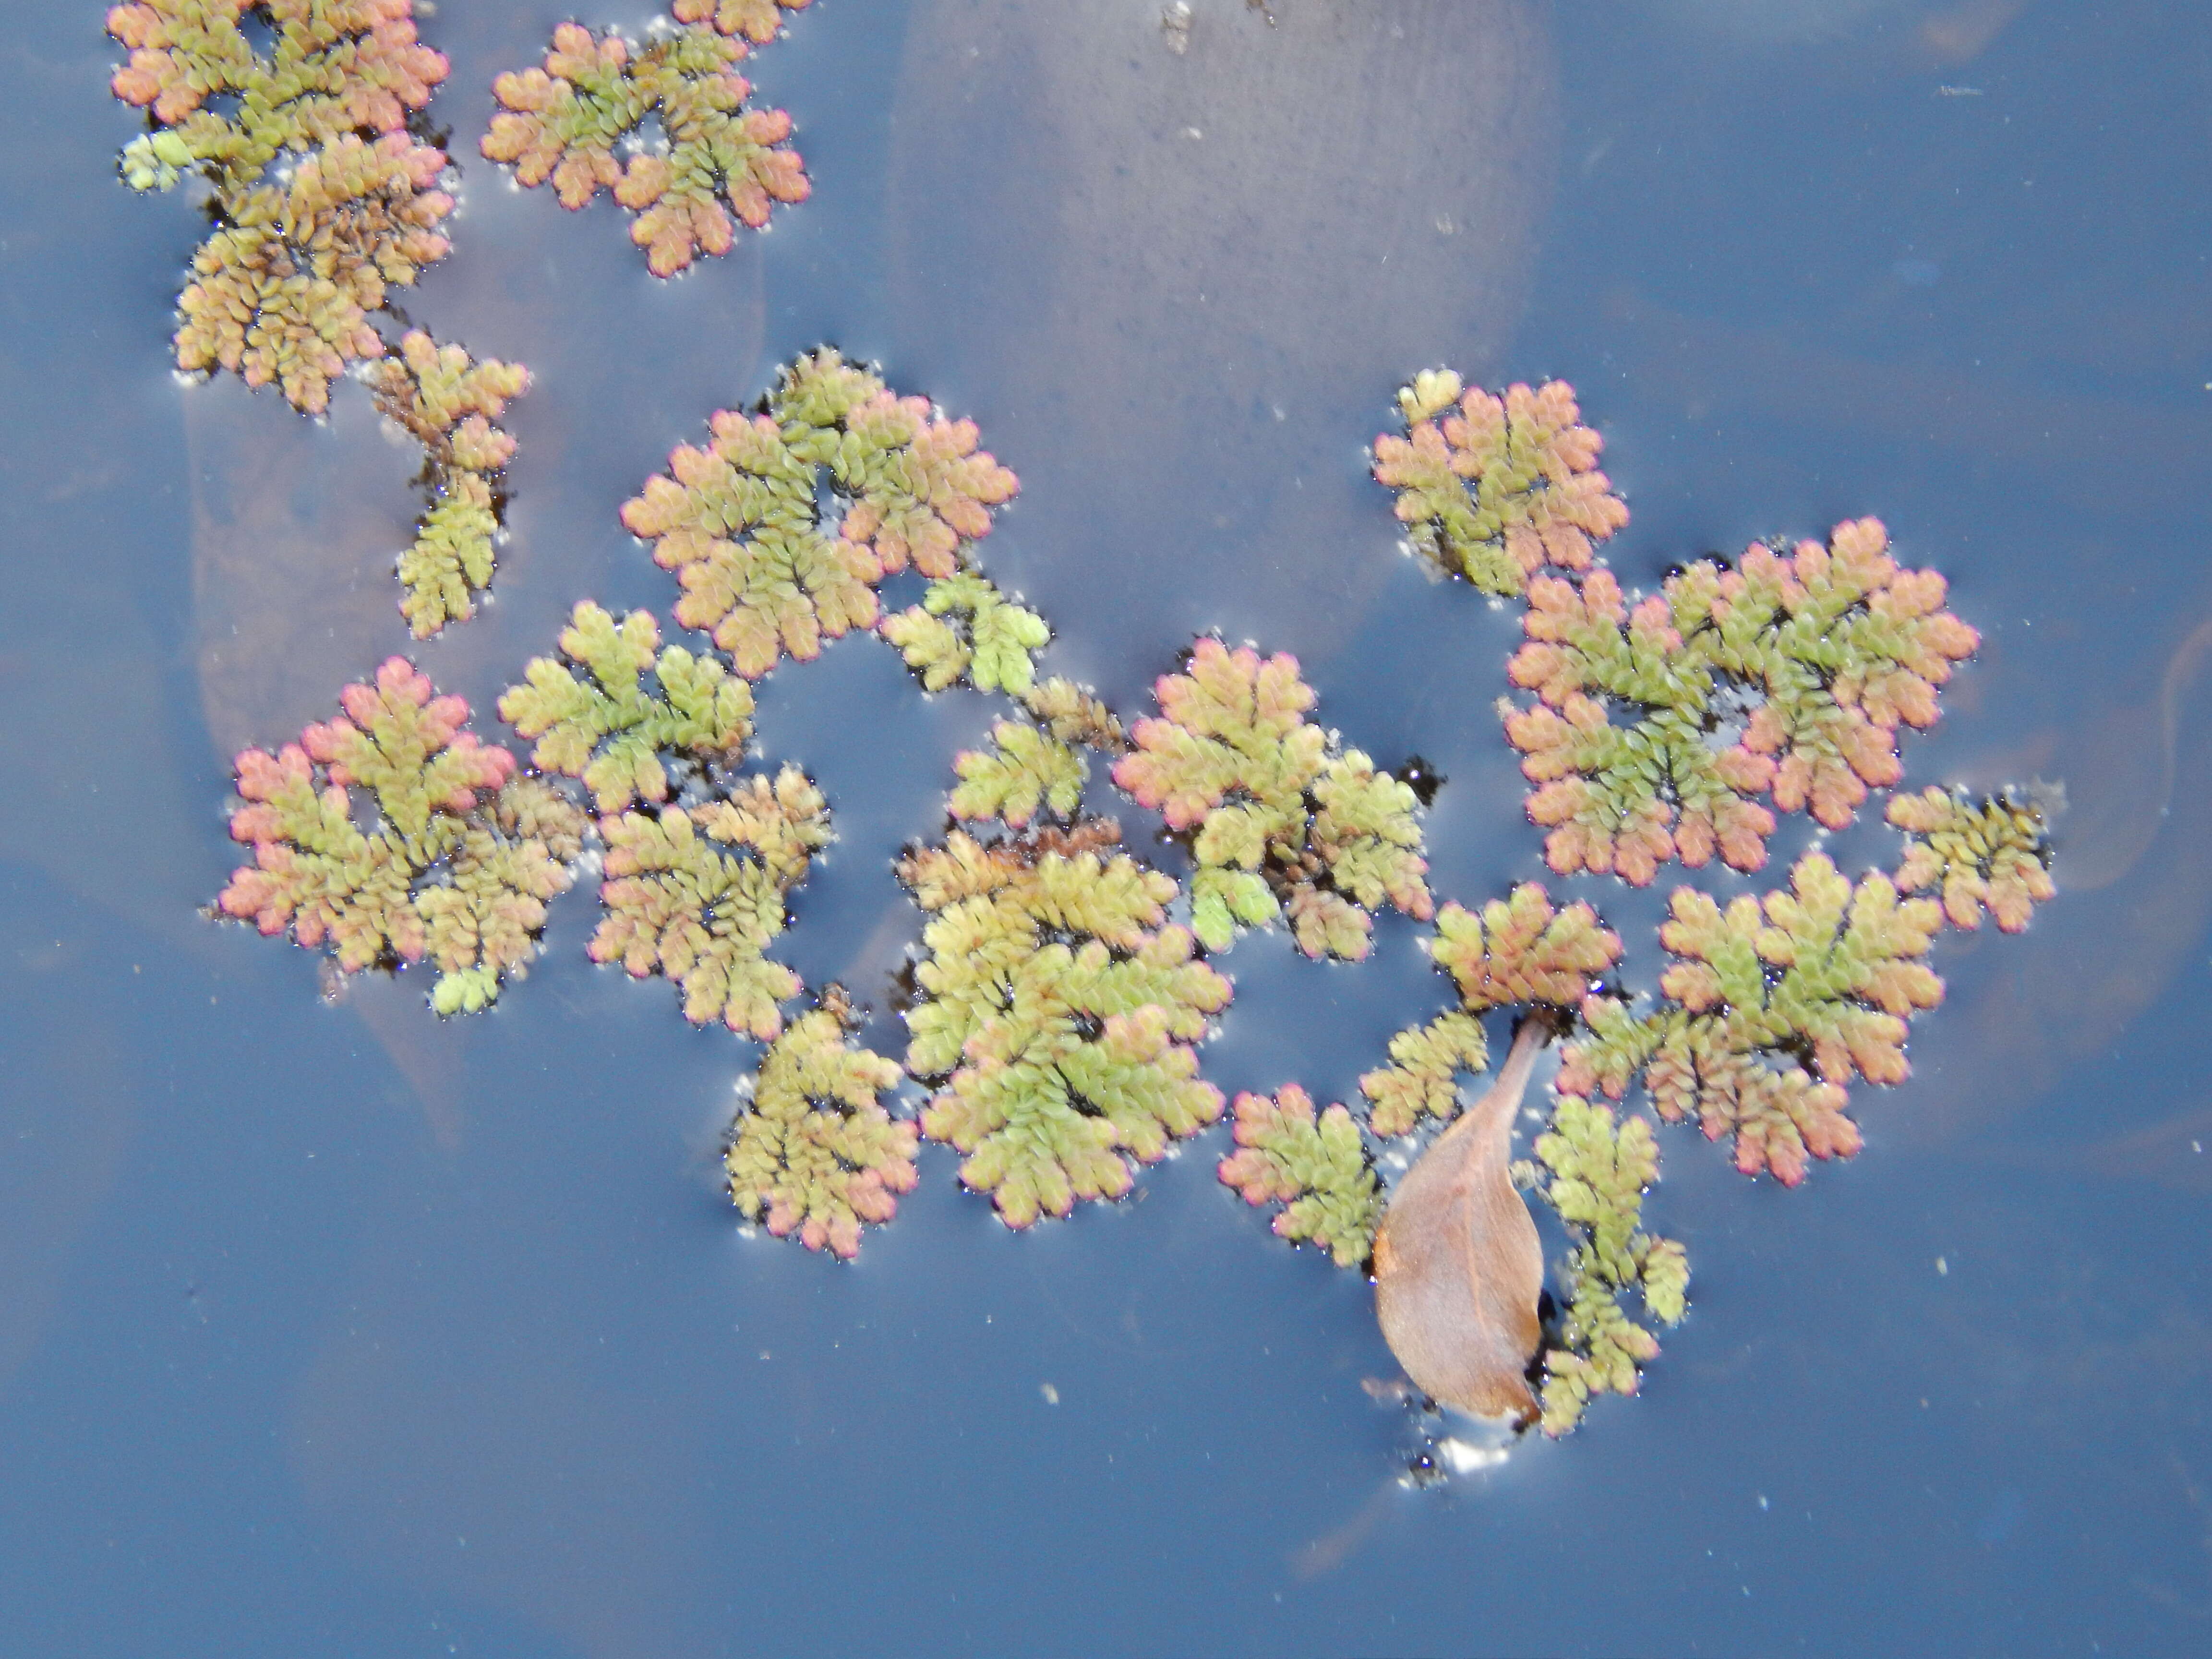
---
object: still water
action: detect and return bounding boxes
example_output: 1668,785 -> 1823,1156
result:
3,0 -> 2209,1652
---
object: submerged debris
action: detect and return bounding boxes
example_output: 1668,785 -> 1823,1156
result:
1161,3 -> 1193,55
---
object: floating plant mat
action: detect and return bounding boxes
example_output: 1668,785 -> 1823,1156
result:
115,5 -> 2064,1454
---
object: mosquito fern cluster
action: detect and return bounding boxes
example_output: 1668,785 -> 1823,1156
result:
107,0 -> 530,635
481,1 -> 811,276
139,12 -> 2055,1440
620,350 -> 1022,677
1326,369 -> 2051,1431
216,659 -> 585,1015
1113,639 -> 1433,960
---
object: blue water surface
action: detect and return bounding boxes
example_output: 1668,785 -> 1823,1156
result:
2,1 -> 2208,1654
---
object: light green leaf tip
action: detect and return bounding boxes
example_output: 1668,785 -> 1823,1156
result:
432,964 -> 500,1015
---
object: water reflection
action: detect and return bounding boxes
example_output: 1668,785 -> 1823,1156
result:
1653,0 -> 2026,51
289,1226 -> 716,1659
888,0 -> 1555,694
189,383 -> 425,759
0,876 -> 142,1395
1900,610 -> 2212,1148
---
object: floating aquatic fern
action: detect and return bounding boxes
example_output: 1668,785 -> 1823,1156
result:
110,0 -> 449,196
1558,851 -> 1948,1186
1530,1094 -> 1688,1434
726,985 -> 914,1261
1218,1086 -> 1382,1269
939,668 -> 1128,832
1504,568 -> 1777,883
949,719 -> 1089,830
1371,371 -> 1629,595
1359,885 -> 1621,1136
191,313 -> 2056,1450
898,822 -> 1231,1228
1662,851 -> 1946,1092
499,601 -> 756,814
1667,522 -> 1981,828
107,0 -> 529,635
1499,521 -> 1979,886
481,6 -> 810,276
1190,368 -> 2042,1436
621,351 -> 1020,677
1113,638 -> 1432,960
880,573 -> 1050,696
590,765 -> 830,1040
673,0 -> 812,41
1888,785 -> 2055,933
173,131 -> 453,417
367,331 -> 531,636
216,657 -> 585,1013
